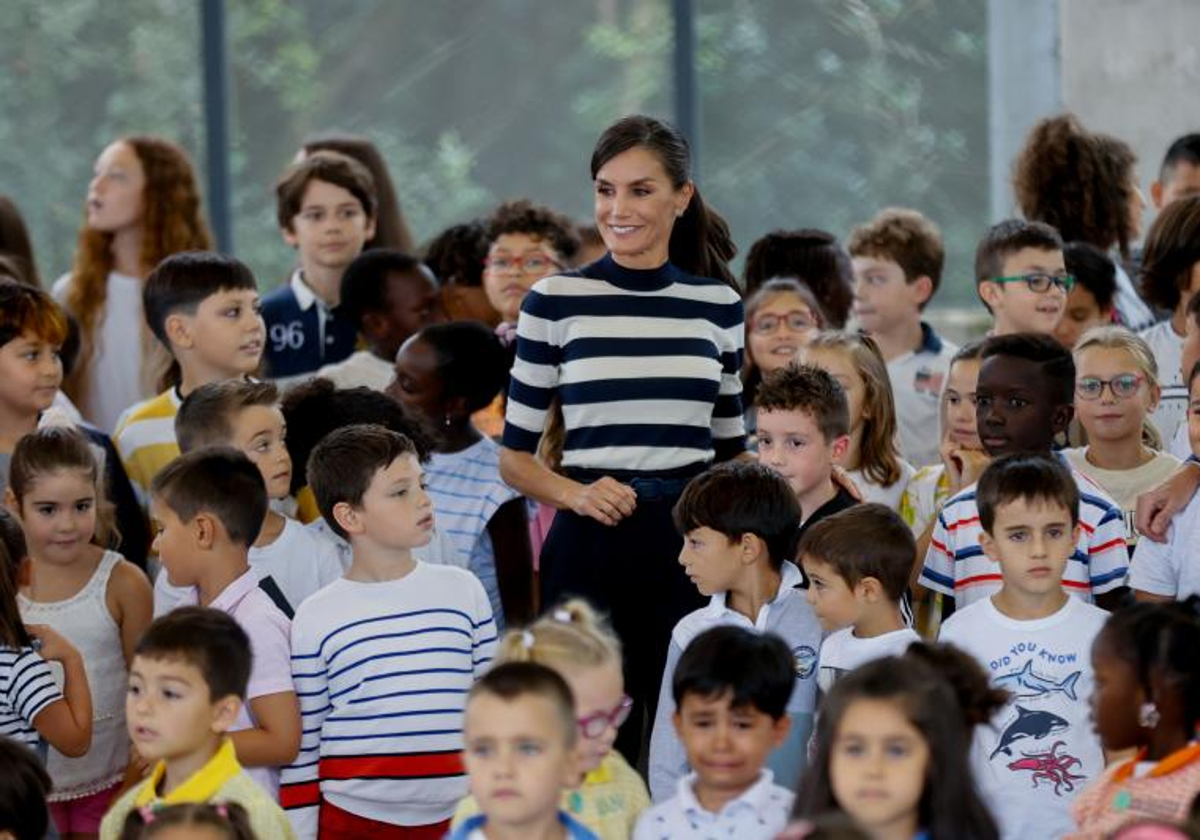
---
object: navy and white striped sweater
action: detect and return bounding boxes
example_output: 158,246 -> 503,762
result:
502,255 -> 747,472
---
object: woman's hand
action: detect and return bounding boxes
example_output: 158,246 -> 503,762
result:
569,477 -> 637,526
1136,461 -> 1200,542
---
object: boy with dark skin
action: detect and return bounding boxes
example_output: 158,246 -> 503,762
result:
919,333 -> 1129,613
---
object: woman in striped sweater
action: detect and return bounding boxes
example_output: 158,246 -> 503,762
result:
499,114 -> 747,759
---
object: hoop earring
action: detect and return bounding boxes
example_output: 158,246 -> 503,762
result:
1139,702 -> 1161,729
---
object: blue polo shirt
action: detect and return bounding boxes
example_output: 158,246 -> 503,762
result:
261,271 -> 358,380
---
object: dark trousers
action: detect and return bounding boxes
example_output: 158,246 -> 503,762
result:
539,478 -> 705,765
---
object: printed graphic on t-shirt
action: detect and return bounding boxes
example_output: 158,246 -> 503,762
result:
793,645 -> 817,679
983,643 -> 1092,798
913,367 -> 944,397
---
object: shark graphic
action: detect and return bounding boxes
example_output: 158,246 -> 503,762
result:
990,706 -> 1069,759
995,661 -> 1081,702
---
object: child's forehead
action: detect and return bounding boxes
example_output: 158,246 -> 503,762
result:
300,176 -> 363,208
978,355 -> 1047,389
374,452 -> 421,481
679,688 -> 763,716
1000,246 -> 1065,273
131,652 -> 207,684
229,402 -> 285,432
465,692 -> 567,737
757,406 -> 822,433
202,286 -> 259,304
991,494 -> 1073,523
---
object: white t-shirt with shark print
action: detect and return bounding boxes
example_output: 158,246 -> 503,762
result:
939,594 -> 1107,840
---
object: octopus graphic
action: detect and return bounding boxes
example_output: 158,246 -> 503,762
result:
1006,741 -> 1085,795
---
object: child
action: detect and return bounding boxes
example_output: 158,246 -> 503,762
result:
0,513 -> 92,757
649,460 -> 821,798
168,379 -> 342,613
149,449 -> 299,796
1138,195 -> 1200,447
798,332 -> 914,510
117,802 -> 258,840
453,661 -> 598,840
1129,360 -> 1200,601
280,424 -> 496,839
114,251 -> 265,509
918,332 -> 1129,609
755,363 -> 855,538
974,219 -> 1071,337
54,136 -> 212,433
483,199 -> 580,329
453,600 -> 648,840
262,150 -> 377,381
743,281 -> 827,440
9,427 -> 153,835
634,626 -> 795,839
939,454 -> 1109,840
793,646 -> 1003,840
848,207 -> 957,468
799,504 -> 920,693
0,736 -> 53,840
1151,133 -> 1200,211
1054,242 -> 1117,350
100,607 -> 295,840
1064,326 -> 1180,548
276,378 -> 456,569
315,250 -> 443,391
0,282 -> 149,567
1069,601 -> 1200,836
390,322 -> 532,627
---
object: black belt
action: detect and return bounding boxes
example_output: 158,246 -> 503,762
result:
565,463 -> 707,501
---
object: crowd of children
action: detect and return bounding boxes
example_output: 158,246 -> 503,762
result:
3,114 -> 1200,840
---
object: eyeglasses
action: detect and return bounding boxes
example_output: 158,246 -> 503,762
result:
751,311 -> 819,335
483,254 -> 562,275
577,695 -> 633,739
991,272 -> 1076,293
1076,373 -> 1144,400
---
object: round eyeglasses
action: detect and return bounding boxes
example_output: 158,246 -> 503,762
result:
577,695 -> 633,739
483,254 -> 562,275
751,311 -> 819,335
1075,373 -> 1144,400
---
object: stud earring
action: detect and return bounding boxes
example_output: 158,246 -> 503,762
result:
1139,702 -> 1161,729
444,413 -> 452,428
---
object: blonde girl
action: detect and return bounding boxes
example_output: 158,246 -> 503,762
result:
9,426 -> 152,839
799,332 -> 914,510
451,600 -> 649,840
54,136 -> 212,432
1064,325 -> 1180,548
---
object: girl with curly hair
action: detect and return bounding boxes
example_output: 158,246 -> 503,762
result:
53,136 -> 212,432
1012,114 -> 1155,331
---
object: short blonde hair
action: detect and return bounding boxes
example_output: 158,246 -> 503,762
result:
498,599 -> 621,673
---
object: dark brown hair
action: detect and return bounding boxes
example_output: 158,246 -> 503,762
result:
134,606 -> 251,702
0,282 -> 69,348
1139,195 -> 1200,312
0,736 -> 52,840
797,503 -> 914,600
151,447 -> 267,548
590,115 -> 737,288
175,379 -> 280,453
672,461 -> 802,570
307,424 -> 418,539
974,218 -> 1063,297
847,207 -> 945,303
743,230 -> 855,326
276,150 -> 378,231
976,453 -> 1080,534
0,195 -> 40,287
302,132 -> 414,252
755,363 -> 849,443
1012,114 -> 1138,258
8,426 -> 115,549
120,801 -> 258,840
486,199 -> 580,264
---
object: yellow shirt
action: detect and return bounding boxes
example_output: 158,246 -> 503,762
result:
452,751 -> 649,840
100,739 -> 296,840
114,387 -> 181,510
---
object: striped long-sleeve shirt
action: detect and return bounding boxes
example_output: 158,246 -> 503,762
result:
279,563 -> 497,838
502,255 -> 747,472
918,462 -> 1128,608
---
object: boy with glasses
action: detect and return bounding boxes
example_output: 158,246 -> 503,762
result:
975,219 -> 1073,337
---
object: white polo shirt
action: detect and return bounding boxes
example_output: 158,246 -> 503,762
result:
1129,488 -> 1200,599
1140,320 -> 1188,446
887,322 -> 957,469
634,770 -> 793,840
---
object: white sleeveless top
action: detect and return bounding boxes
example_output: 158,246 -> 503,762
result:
20,550 -> 129,799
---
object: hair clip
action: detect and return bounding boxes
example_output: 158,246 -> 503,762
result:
138,805 -> 158,824
552,608 -> 571,623
215,803 -> 228,818
521,630 -> 535,649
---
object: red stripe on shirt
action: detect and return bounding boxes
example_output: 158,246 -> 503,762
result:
945,515 -> 981,532
1089,537 -> 1126,555
319,751 -> 465,780
279,780 -> 320,809
954,573 -> 1003,589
